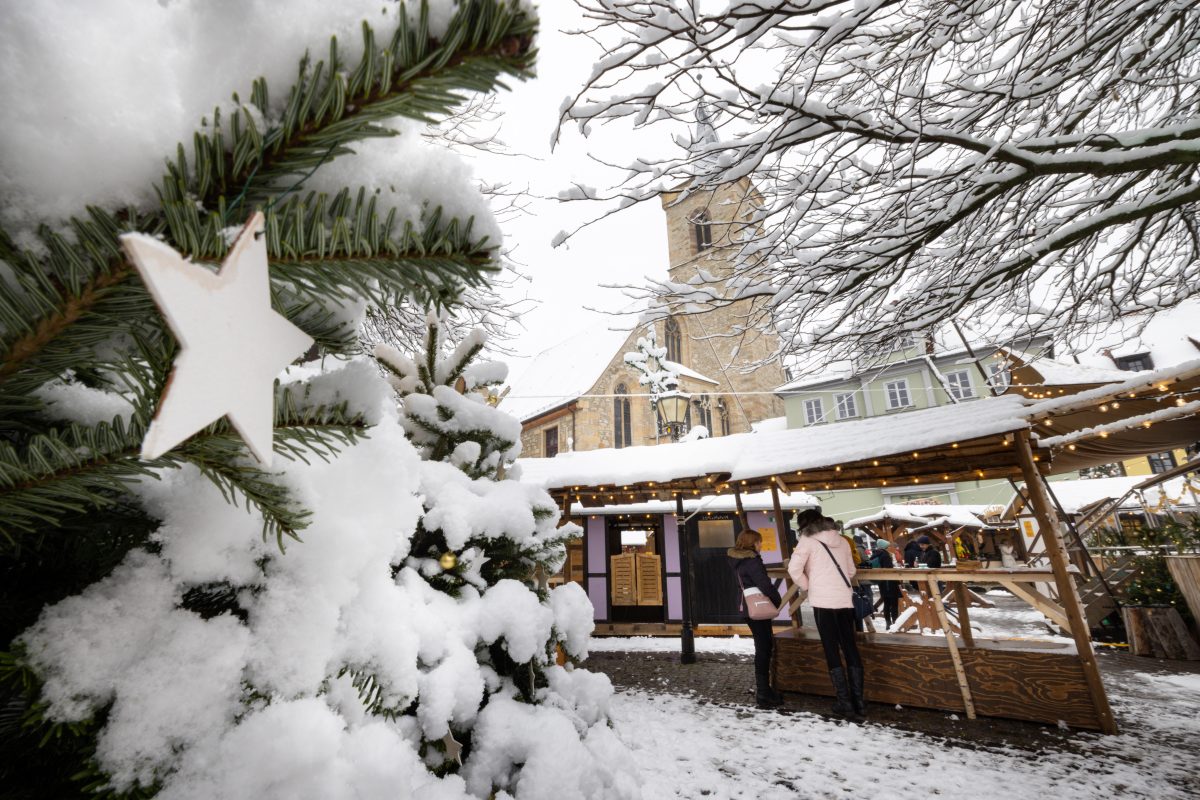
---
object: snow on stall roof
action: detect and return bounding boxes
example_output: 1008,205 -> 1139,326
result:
1027,356 -> 1200,418
750,416 -> 787,433
843,504 -> 992,530
516,393 -> 1032,489
500,324 -> 632,423
570,489 -> 818,517
1021,356 -> 1135,385
1046,476 -> 1198,515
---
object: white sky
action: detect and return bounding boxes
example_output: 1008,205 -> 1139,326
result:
471,3 -> 674,371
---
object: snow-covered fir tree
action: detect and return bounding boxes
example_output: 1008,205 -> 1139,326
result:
0,2 -> 636,798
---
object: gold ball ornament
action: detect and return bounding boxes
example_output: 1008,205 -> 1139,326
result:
439,552 -> 458,570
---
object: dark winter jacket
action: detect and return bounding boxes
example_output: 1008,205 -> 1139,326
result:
918,546 -> 943,569
903,540 -> 922,567
727,548 -> 783,608
869,549 -> 901,599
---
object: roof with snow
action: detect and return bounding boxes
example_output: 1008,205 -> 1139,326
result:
1011,354 -> 1134,386
844,504 -> 993,530
500,327 -> 723,424
500,324 -> 632,423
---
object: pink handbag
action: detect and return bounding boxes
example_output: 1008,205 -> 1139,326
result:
742,587 -> 780,620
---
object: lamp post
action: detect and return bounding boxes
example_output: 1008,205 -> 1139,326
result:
657,390 -> 697,664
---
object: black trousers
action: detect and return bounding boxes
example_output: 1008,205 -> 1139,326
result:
813,607 -> 863,670
747,618 -> 774,676
881,597 -> 899,628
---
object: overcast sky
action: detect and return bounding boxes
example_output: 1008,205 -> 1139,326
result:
472,3 -> 675,373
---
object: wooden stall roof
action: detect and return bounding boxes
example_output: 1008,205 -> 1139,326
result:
518,393 -> 1044,506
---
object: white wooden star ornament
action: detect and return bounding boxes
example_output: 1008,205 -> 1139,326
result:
120,212 -> 313,466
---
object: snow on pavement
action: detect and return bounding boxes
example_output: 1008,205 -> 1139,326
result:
608,667 -> 1200,800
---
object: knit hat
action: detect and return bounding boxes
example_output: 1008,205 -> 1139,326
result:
875,538 -> 891,550
917,535 -> 932,544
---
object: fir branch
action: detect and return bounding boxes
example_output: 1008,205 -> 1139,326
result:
165,1 -> 536,213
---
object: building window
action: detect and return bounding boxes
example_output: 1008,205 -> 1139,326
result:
834,392 -> 858,419
694,395 -> 713,433
1148,451 -> 1177,474
895,332 -> 916,350
1115,353 -> 1153,372
718,399 -> 730,436
543,427 -> 558,458
945,370 -> 975,400
664,316 -> 682,363
885,379 -> 912,410
803,398 -> 824,425
987,362 -> 1010,391
691,210 -> 713,251
614,383 -> 631,448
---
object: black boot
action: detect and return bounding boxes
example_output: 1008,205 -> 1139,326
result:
755,671 -> 783,708
828,667 -> 854,716
848,666 -> 867,718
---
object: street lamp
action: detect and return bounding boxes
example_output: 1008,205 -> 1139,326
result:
657,389 -> 698,664
655,389 -> 692,441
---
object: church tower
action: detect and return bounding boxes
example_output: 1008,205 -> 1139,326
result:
652,173 -> 786,434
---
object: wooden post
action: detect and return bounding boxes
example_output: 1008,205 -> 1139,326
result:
769,482 -> 792,560
733,486 -> 750,530
770,482 -> 801,629
953,584 -> 975,648
1016,429 -> 1118,734
677,494 -> 696,665
928,576 -> 976,719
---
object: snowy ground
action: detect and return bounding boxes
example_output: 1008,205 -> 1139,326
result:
588,591 -> 1200,799
607,667 -> 1200,800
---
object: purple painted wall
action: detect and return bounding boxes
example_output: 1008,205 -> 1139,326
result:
667,576 -> 682,620
586,516 -> 606,573
747,510 -> 786,565
663,513 -> 680,572
587,577 -> 607,620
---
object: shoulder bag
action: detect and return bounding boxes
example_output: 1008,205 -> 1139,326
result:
818,541 -> 874,622
733,563 -> 779,620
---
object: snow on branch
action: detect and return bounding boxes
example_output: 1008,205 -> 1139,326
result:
560,0 -> 1200,362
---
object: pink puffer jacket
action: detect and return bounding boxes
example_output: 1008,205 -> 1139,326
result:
787,528 -> 856,609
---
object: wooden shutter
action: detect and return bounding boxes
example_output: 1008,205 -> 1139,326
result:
636,553 -> 663,606
610,553 -> 637,606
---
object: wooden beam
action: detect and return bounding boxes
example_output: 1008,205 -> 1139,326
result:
770,482 -> 792,560
928,576 -> 976,719
1016,429 -> 1118,734
997,579 -> 1071,631
733,486 -> 750,529
953,584 -> 975,648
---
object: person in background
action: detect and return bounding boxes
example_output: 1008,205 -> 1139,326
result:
903,536 -> 922,568
787,513 -> 867,718
728,529 -> 785,709
999,536 -> 1019,568
870,539 -> 901,629
917,534 -> 945,596
917,535 -> 942,568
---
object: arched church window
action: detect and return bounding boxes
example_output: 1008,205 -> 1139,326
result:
614,383 -> 632,449
664,316 -> 682,364
691,210 -> 712,252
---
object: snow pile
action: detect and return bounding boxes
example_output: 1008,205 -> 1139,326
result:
18,360 -> 636,799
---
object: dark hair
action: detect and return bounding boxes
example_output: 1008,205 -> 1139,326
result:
798,514 -> 838,538
734,530 -> 762,550
793,507 -> 823,530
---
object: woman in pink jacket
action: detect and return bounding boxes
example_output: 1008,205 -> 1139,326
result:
787,510 -> 866,718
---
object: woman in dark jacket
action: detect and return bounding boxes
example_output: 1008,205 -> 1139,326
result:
869,538 -> 901,628
728,529 -> 785,708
